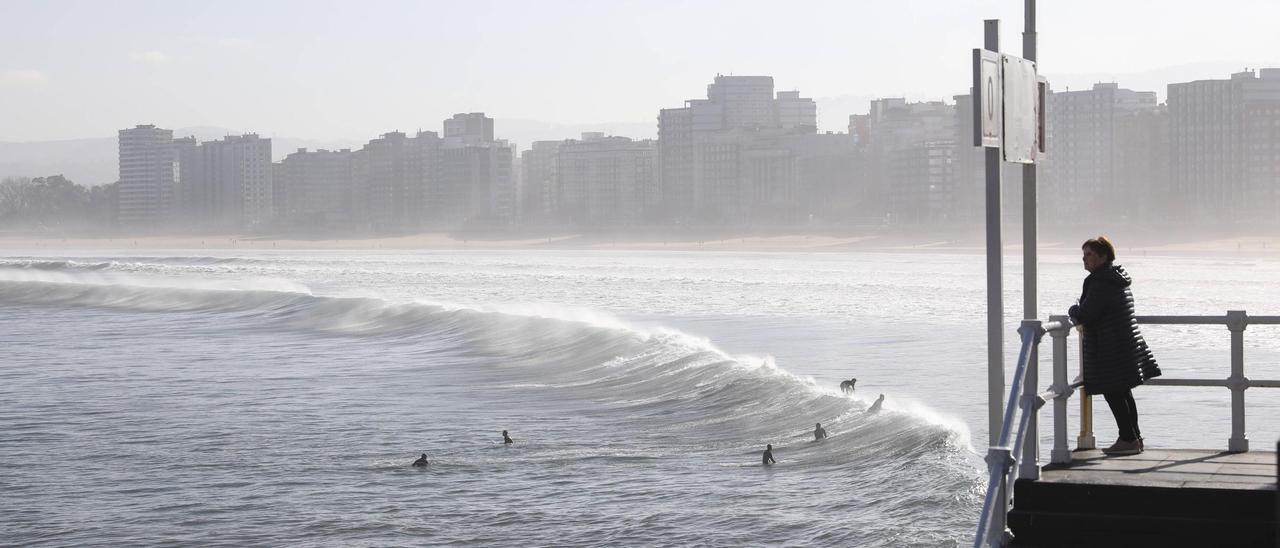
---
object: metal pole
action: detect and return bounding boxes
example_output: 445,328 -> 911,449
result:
984,18 -> 1004,448
1076,326 -> 1096,450
1019,0 -> 1040,478
1226,310 -> 1249,452
981,20 -> 1010,547
1050,315 -> 1071,464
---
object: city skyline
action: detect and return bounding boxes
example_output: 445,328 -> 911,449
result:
2,0 -> 1277,142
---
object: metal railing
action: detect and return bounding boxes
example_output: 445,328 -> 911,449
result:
974,310 -> 1280,547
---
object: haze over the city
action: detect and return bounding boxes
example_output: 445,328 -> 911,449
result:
2,0 -> 1277,142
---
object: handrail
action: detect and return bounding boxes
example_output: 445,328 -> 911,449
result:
1075,310 -> 1280,453
974,319 -> 1064,548
974,310 -> 1278,547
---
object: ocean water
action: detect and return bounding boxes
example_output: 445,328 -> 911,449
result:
1,249 -> 1277,546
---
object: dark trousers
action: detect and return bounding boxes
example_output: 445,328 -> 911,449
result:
1103,389 -> 1141,442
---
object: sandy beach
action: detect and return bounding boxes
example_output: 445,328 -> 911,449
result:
2,226 -> 1279,257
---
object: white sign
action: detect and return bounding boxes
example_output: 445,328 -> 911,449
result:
1002,54 -> 1039,163
972,48 -> 1002,148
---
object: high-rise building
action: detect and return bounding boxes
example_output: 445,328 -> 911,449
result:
443,113 -> 495,145
437,113 -> 513,225
1169,68 -> 1280,223
775,90 -> 818,133
557,133 -> 658,225
1042,83 -> 1160,223
355,131 -> 441,232
706,75 -> 776,130
116,124 -> 175,226
520,140 -> 563,223
658,106 -> 695,217
658,76 -> 824,222
862,99 -> 957,223
274,148 -> 355,228
196,134 -> 273,229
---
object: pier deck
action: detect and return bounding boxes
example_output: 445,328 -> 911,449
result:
1008,449 -> 1277,547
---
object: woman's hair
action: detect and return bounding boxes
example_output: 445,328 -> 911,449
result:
1082,236 -> 1116,263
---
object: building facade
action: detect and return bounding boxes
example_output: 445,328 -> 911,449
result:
657,75 -> 821,223
117,124 -> 175,227
1169,68 -> 1280,223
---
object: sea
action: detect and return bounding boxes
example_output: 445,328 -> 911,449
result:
2,248 -> 1277,546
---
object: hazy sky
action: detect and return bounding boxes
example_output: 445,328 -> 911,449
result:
2,0 -> 1277,142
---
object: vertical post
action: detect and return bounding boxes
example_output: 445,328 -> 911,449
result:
984,18 -> 1004,448
1017,325 -> 1042,480
1076,326 -> 1096,450
1019,0 -> 1041,482
1050,315 -> 1071,464
981,20 -> 1009,548
1226,310 -> 1249,452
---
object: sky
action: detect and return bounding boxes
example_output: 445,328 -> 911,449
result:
2,0 -> 1277,143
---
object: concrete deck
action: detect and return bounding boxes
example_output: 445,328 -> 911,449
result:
1040,448 -> 1277,490
1007,449 -> 1276,547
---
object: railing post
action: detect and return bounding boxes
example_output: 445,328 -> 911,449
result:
1049,315 -> 1071,464
1226,310 -> 1249,452
1075,326 -> 1095,450
1018,321 -> 1043,480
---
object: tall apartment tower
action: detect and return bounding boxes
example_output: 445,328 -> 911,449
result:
275,148 -> 355,228
438,113 -> 514,225
1169,68 -> 1280,223
657,76 -> 820,221
198,134 -> 273,229
861,99 -> 956,223
520,140 -> 564,222
1043,83 -> 1160,223
443,113 -> 496,145
356,131 -> 433,232
775,90 -> 818,133
557,133 -> 658,225
706,75 -> 776,130
117,124 -> 175,226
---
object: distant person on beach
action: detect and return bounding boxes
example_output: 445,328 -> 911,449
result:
762,444 -> 776,465
840,378 -> 857,394
867,394 -> 885,414
1069,236 -> 1161,456
502,430 -> 513,444
814,423 -> 828,441
412,453 -> 429,467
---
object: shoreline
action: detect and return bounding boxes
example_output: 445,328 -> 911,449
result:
2,230 -> 1279,257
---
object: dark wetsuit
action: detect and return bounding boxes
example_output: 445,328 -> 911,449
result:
762,449 -> 776,465
412,456 -> 429,467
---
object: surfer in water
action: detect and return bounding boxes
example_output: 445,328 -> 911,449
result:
814,422 -> 828,441
412,453 -> 429,467
840,378 -> 857,394
502,430 -> 513,445
867,394 -> 885,414
762,444 -> 776,465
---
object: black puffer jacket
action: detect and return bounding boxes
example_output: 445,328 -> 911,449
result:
1068,263 -> 1161,395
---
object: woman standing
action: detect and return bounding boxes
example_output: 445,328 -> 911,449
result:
1069,236 -> 1161,456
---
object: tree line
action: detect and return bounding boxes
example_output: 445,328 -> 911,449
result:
0,176 -> 116,231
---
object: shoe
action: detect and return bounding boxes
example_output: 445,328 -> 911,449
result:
1102,438 -> 1141,456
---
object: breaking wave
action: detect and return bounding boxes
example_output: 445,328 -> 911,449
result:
0,264 -> 972,463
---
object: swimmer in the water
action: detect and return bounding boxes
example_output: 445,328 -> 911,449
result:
867,394 -> 885,414
762,444 -> 776,465
502,430 -> 513,444
412,453 -> 429,467
814,422 -> 828,441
